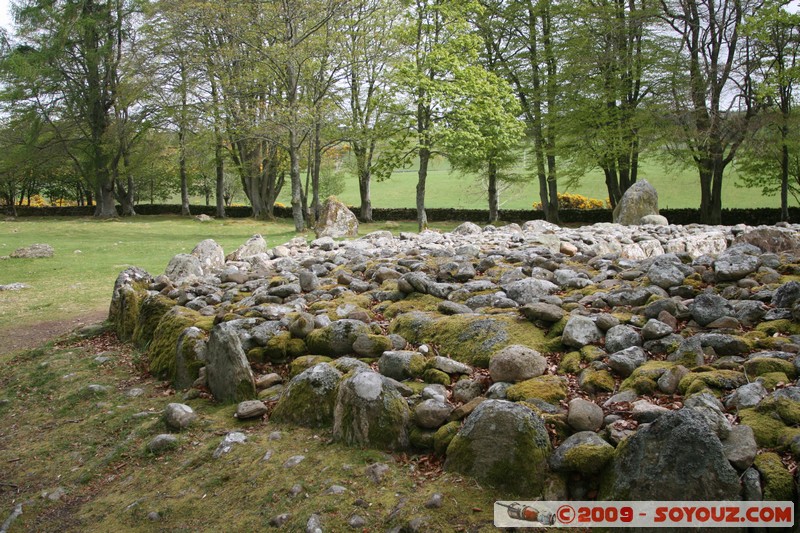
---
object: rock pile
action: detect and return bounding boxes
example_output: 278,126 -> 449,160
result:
111,220 -> 800,501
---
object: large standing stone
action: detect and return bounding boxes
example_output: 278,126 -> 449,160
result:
271,363 -> 343,427
600,409 -> 741,500
444,400 -> 551,494
315,196 -> 358,238
612,180 -> 659,225
206,322 -> 257,403
333,370 -> 410,450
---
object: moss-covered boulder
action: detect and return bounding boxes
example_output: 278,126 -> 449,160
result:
306,319 -> 372,356
444,400 -> 552,495
148,306 -> 203,382
389,312 -> 547,368
558,352 -> 582,374
174,326 -> 208,390
739,407 -> 800,450
377,351 -> 427,381
506,375 -> 568,404
600,409 -> 740,500
383,293 -> 443,319
109,267 -> 153,342
271,363 -> 343,428
134,293 -> 178,349
422,368 -> 450,386
549,431 -> 614,475
578,368 -> 616,395
754,452 -> 796,501
678,370 -> 747,396
333,370 -> 411,450
434,421 -> 461,456
352,334 -> 393,358
756,319 -> 800,336
744,357 -> 797,380
205,322 -> 257,403
620,361 -> 674,395
290,355 -> 334,378
264,332 -> 308,363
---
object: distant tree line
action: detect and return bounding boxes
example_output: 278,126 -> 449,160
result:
0,0 -> 798,226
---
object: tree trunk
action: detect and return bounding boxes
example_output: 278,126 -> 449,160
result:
417,147 -> 429,231
179,130 -> 190,216
95,178 -> 117,217
781,140 -> 790,223
289,129 -> 304,232
359,168 -> 372,222
312,121 -> 322,222
488,160 -> 499,223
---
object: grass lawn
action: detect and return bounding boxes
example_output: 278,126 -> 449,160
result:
0,216 -> 459,333
270,155 -> 793,210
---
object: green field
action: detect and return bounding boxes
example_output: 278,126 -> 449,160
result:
269,156 -> 794,210
0,217 -> 458,331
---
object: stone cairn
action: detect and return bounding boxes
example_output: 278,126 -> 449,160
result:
110,220 -> 800,502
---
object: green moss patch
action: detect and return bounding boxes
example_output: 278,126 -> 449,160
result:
738,408 -> 800,449
148,306 -> 204,382
383,293 -> 443,320
756,319 -> 800,336
744,357 -> 797,380
389,312 -> 547,368
754,452 -> 795,501
678,370 -> 746,396
506,375 -> 568,404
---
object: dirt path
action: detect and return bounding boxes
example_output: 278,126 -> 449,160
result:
0,307 -> 109,356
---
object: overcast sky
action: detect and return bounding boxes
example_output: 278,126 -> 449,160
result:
0,1 -> 10,33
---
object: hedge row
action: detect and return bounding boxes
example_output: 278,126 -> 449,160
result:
5,203 -> 799,226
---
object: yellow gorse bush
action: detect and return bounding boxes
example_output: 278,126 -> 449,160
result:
533,193 -> 608,210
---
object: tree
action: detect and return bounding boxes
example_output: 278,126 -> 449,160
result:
6,0 -> 144,217
391,0 -> 507,230
440,66 -> 524,222
342,0 -> 403,221
475,0 -> 562,223
560,0 -> 661,207
660,0 -> 762,224
738,2 -> 800,221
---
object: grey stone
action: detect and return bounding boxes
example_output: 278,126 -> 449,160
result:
453,379 -> 483,403
605,325 -> 642,353
519,302 -> 565,323
724,382 -> 768,410
640,214 -> 668,226
690,293 -> 735,327
299,270 -> 320,292
430,356 -> 471,375
567,398 -> 604,432
212,431 -> 247,458
164,253 -> 203,284
283,455 -> 306,468
347,515 -> 366,529
0,282 -> 30,291
437,300 -> 473,315
641,319 -> 673,340
414,399 -> 453,429
631,400 -> 669,423
147,434 -> 178,454
378,351 -> 424,381
714,254 -> 761,281
191,239 -> 225,275
562,315 -> 602,348
684,393 -> 732,439
722,424 -> 757,470
657,365 -> 689,394
502,278 -> 559,305
365,462 -> 390,484
163,403 -> 197,431
270,513 -> 291,527
306,319 -> 371,356
424,493 -> 444,509
315,196 -> 358,238
772,280 -> 800,308
607,346 -> 647,377
235,400 -> 268,419
227,234 -> 267,261
206,322 -> 256,403
600,409 -> 741,500
742,467 -> 763,501
612,179 -> 659,225
488,344 -> 547,382
306,514 -> 323,533
648,263 -> 685,289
